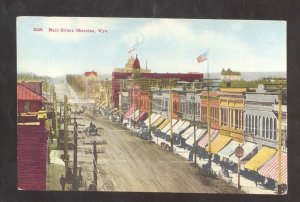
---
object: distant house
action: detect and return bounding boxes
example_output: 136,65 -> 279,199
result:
220,68 -> 241,81
17,83 -> 47,113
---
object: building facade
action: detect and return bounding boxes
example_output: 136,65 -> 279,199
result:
17,119 -> 49,190
200,91 -> 220,129
17,83 -> 46,113
112,56 -> 203,108
245,84 -> 287,150
178,91 -> 201,122
218,87 -> 247,142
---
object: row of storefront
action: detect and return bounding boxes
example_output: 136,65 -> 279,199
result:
119,109 -> 287,187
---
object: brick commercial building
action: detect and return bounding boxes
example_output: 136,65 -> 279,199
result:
17,83 -> 46,113
112,56 -> 203,108
17,119 -> 49,190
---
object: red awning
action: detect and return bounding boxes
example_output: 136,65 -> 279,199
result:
134,111 -> 147,121
124,106 -> 134,119
198,129 -> 218,148
258,152 -> 287,185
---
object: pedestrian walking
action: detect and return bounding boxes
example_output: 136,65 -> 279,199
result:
60,175 -> 66,191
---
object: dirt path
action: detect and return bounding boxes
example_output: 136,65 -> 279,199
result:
76,115 -> 243,193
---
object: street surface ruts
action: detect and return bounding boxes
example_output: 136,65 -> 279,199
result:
84,114 -> 242,193
54,78 -> 242,193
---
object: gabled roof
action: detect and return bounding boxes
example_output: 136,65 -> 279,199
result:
17,83 -> 46,101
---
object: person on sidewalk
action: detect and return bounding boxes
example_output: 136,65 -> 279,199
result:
60,175 -> 66,191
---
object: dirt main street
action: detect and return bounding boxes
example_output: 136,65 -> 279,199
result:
77,114 -> 243,193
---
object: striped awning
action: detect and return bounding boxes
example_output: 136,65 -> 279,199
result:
134,111 -> 147,121
172,120 -> 185,134
229,142 -> 257,164
244,146 -> 277,172
258,152 -> 287,185
145,113 -> 160,127
181,127 -> 194,139
185,128 -> 206,146
128,110 -> 140,119
152,116 -> 165,128
124,106 -> 134,119
206,135 -> 232,154
166,120 -> 186,136
218,140 -> 240,159
158,119 -> 170,130
144,113 -> 156,126
198,129 -> 218,148
176,121 -> 190,134
162,119 -> 178,133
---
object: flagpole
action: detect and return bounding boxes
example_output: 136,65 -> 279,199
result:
206,49 -> 212,168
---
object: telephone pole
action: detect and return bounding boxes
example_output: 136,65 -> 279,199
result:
148,91 -> 152,141
207,81 -> 212,167
277,80 -> 283,194
192,84 -> 197,165
54,92 -> 58,139
64,95 -> 69,173
72,117 -> 78,191
119,79 -> 123,125
169,79 -> 174,152
132,78 -> 135,128
93,140 -> 98,190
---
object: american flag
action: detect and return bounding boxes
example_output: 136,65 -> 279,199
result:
197,50 -> 208,63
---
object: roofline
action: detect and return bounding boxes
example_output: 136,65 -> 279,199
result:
17,83 -> 47,101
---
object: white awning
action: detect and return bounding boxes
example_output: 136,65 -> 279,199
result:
185,128 -> 206,146
172,120 -> 184,134
161,119 -> 178,133
181,127 -> 194,139
229,142 -> 257,164
218,140 -> 240,159
174,121 -> 190,134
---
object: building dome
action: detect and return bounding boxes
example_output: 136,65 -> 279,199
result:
132,55 -> 141,69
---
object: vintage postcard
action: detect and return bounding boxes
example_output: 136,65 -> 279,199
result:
17,17 -> 287,194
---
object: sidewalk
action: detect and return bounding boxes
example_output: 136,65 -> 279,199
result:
47,138 -> 73,191
149,132 -> 276,195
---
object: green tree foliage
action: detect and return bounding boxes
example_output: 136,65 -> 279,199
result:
66,74 -> 86,95
220,78 -> 279,88
17,72 -> 53,95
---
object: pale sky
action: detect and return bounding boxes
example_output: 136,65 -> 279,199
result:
17,17 -> 286,77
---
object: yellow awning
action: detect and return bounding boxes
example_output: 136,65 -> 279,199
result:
152,117 -> 165,128
37,110 -> 47,119
206,135 -> 232,154
158,119 -> 170,130
244,146 -> 277,171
